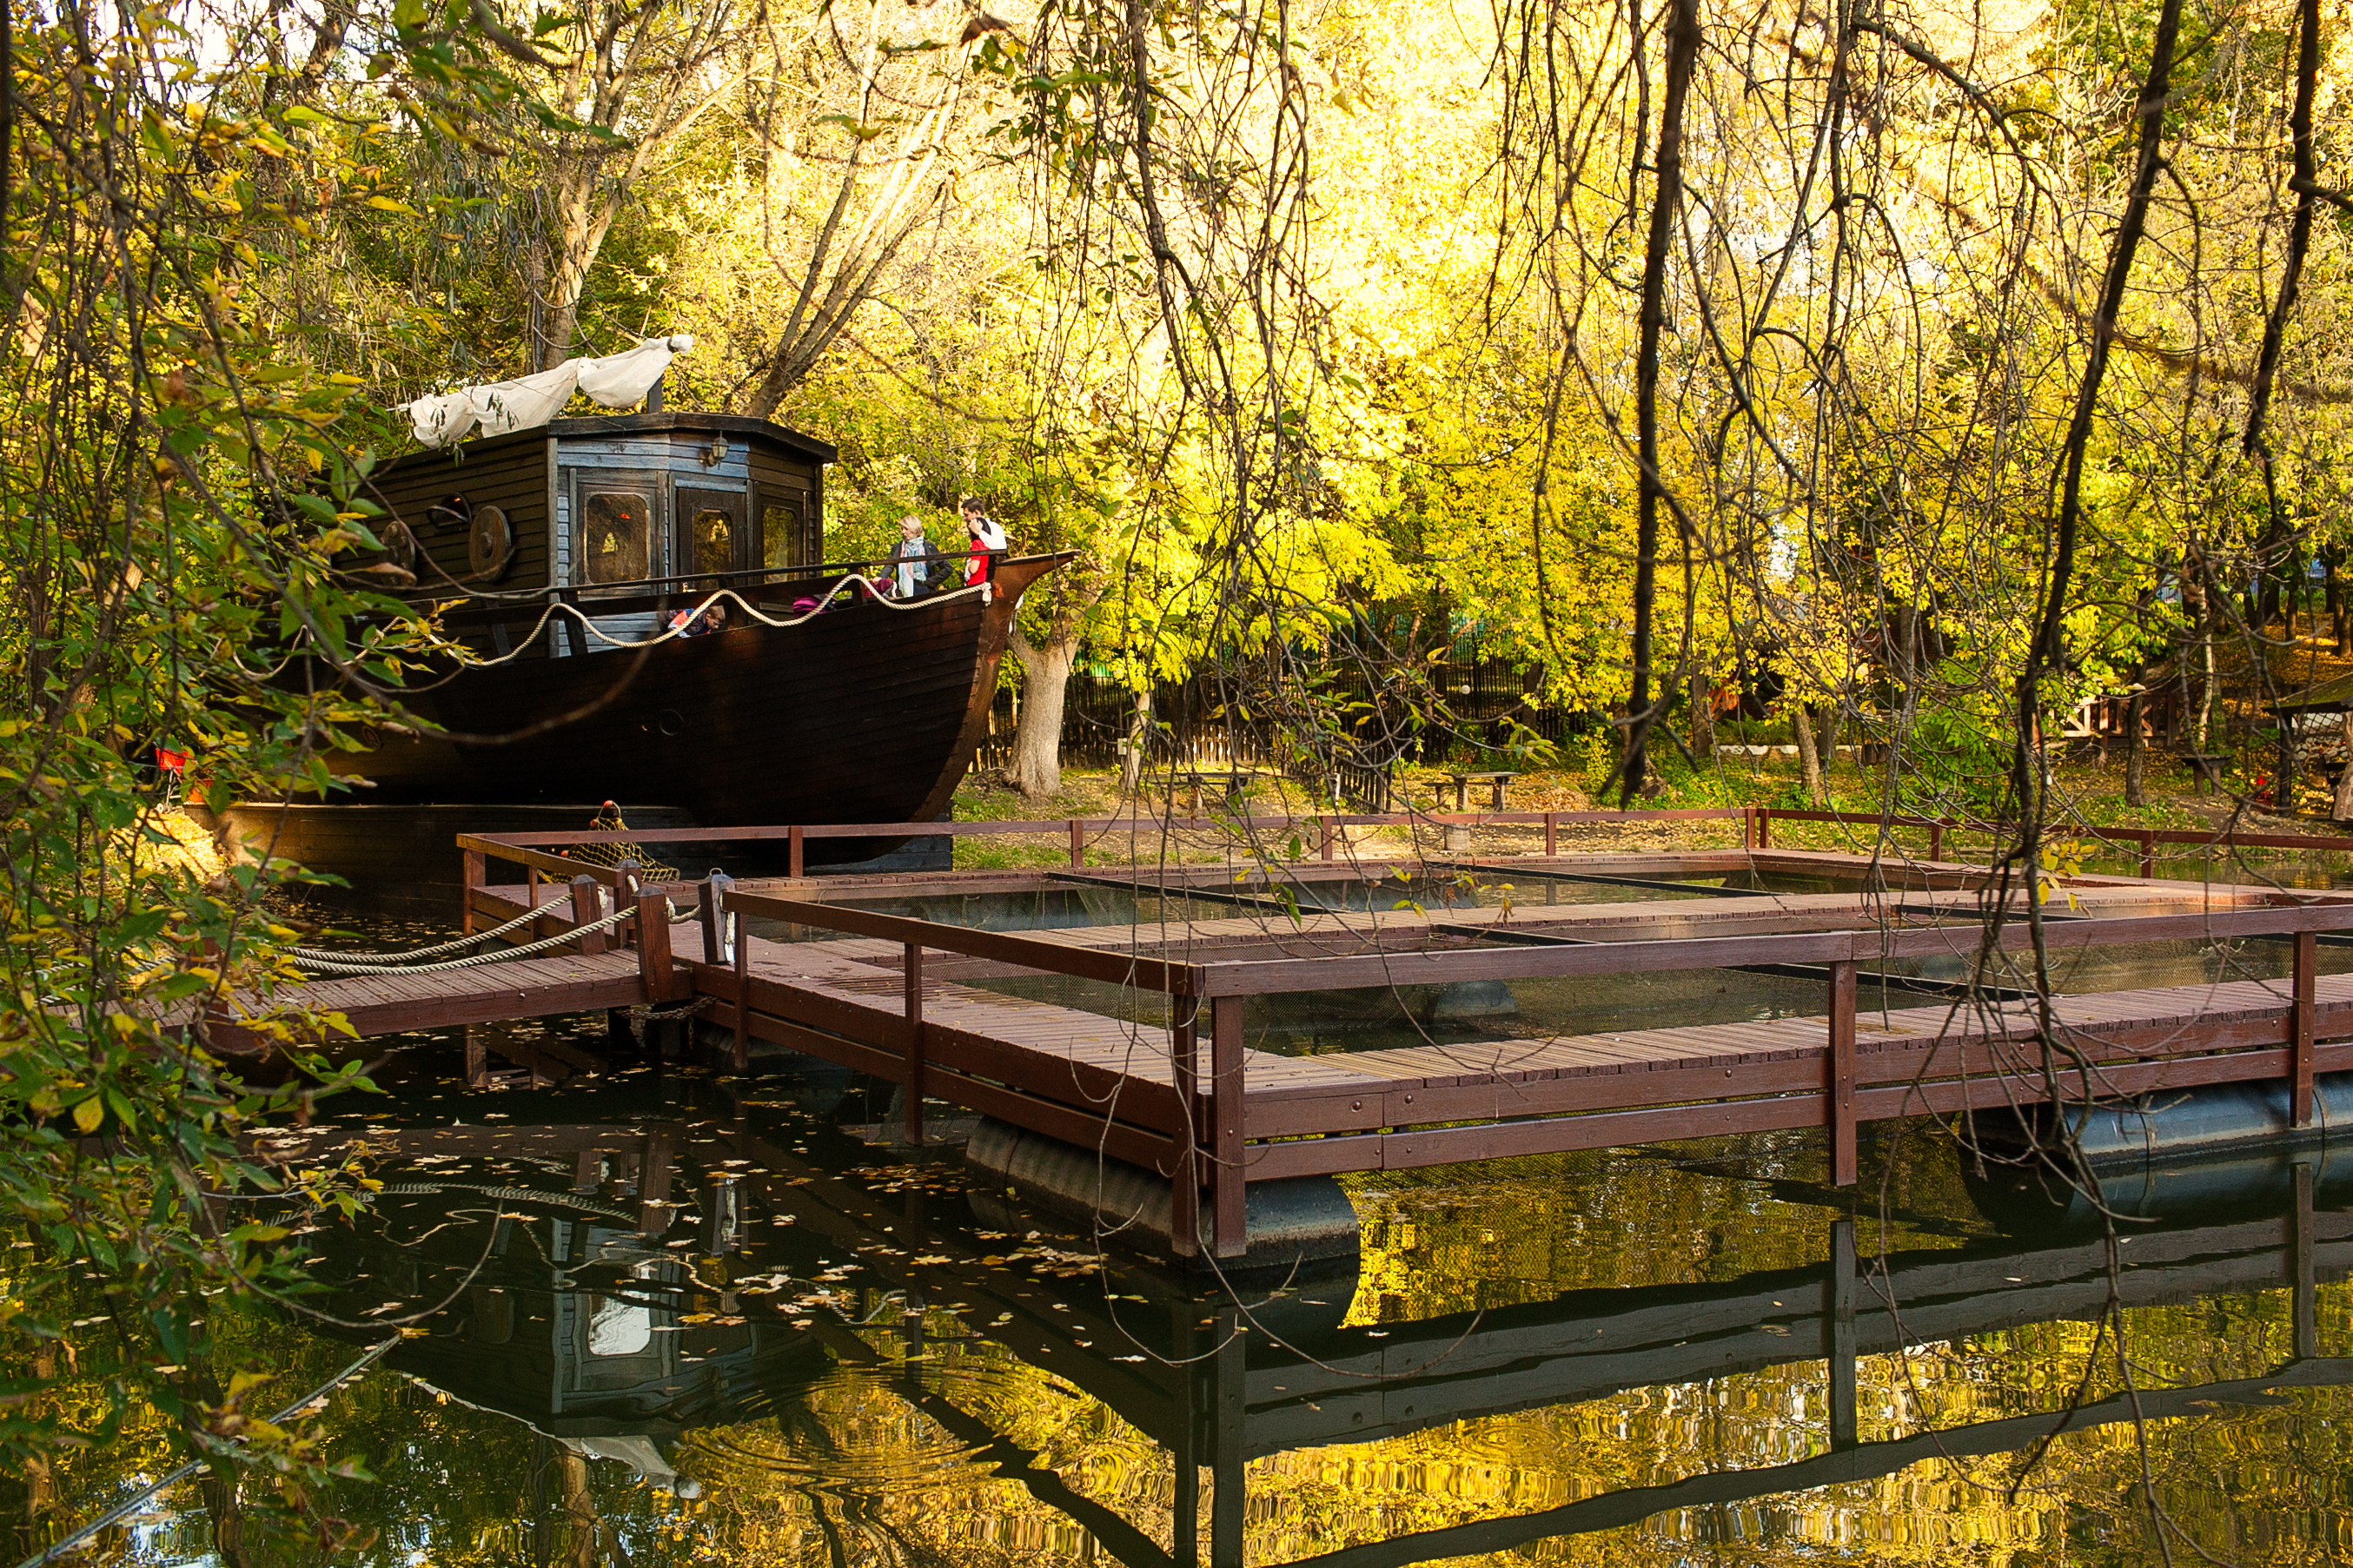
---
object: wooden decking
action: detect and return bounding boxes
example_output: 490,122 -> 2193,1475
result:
195,948 -> 652,1055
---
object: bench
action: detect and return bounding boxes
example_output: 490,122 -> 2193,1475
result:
1171,768 -> 1270,817
2178,752 -> 2231,795
1440,771 -> 1517,810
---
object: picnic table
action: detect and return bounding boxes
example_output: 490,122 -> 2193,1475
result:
1439,771 -> 1516,810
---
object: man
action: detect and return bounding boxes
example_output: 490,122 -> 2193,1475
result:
960,494 -> 1008,597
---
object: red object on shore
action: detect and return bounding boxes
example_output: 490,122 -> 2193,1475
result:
156,747 -> 188,773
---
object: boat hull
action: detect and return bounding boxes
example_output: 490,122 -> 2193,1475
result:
330,557 -> 1058,851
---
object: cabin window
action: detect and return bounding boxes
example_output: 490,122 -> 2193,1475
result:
580,492 -> 652,585
762,502 -> 801,570
689,508 -> 734,578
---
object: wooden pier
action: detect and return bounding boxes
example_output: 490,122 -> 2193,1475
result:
431,810 -> 2353,1262
204,806 -> 2353,1265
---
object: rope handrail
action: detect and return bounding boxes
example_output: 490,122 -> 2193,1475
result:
286,898 -> 553,963
289,900 -> 641,976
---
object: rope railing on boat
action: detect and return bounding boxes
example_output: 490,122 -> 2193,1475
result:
225,557 -> 1008,685
443,569 -> 994,672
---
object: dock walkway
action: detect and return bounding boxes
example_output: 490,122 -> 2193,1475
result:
197,948 -> 651,1056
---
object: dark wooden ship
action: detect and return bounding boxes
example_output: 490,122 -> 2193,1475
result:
330,411 -> 1059,850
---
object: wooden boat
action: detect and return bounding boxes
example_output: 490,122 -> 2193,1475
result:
324,410 -> 1061,855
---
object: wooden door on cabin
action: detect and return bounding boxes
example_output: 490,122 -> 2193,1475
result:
754,487 -> 810,573
676,486 -> 746,590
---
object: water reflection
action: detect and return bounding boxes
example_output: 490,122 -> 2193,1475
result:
17,1039 -> 2320,1568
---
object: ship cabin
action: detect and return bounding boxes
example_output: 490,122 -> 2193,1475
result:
362,411 -> 838,658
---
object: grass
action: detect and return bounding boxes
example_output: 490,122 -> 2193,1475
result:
943,748 -> 2330,870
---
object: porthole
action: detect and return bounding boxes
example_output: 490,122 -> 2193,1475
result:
469,503 -> 514,580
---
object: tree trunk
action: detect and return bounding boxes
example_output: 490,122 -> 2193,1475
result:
1006,629 -> 1077,798
2124,690 -> 2146,805
536,176 -> 621,371
2335,713 -> 2353,822
1120,686 -> 1150,793
560,1450 -> 600,1568
1792,704 -> 1824,806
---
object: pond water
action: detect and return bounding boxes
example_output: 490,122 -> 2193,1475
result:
19,883 -> 2353,1565
796,864 -> 2353,1059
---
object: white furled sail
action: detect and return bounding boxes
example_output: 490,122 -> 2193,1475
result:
396,334 -> 695,448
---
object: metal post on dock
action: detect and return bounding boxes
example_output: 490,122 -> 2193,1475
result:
1827,959 -> 1857,1187
2293,929 -> 2317,1127
699,873 -> 734,965
1068,818 -> 1085,869
571,875 -> 605,956
1928,821 -> 1945,863
788,825 -> 805,879
2138,830 -> 2156,880
1209,995 -> 1246,1259
1545,811 -> 1558,857
1320,817 -> 1335,862
1755,808 -> 1773,850
904,943 -> 926,1145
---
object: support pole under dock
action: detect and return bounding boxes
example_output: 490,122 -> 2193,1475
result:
1172,997 -> 1202,1260
1827,960 -> 1857,1187
2295,930 -> 2317,1127
905,943 -> 926,1145
1210,996 -> 1246,1259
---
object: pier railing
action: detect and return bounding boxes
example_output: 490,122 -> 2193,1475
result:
456,805 -> 1756,883
459,804 -> 2353,897
708,882 -> 2353,1261
1752,806 -> 2353,873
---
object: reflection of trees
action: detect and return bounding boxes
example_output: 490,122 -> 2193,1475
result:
15,1126 -> 2353,1568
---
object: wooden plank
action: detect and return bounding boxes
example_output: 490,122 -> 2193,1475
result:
734,1007 -> 1180,1170
1240,1039 -> 2353,1181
